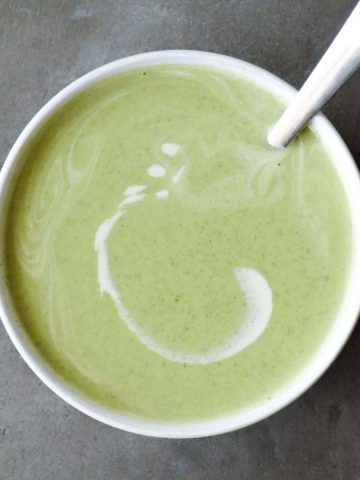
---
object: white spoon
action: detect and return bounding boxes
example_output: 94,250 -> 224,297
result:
267,1 -> 360,149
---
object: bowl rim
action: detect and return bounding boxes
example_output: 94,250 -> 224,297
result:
1,49 -> 360,438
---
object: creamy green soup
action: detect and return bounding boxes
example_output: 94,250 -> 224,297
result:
4,65 -> 352,421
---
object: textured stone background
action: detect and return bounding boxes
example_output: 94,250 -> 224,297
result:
1,1 -> 360,479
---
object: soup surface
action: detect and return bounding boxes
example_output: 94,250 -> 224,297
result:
4,65 -> 352,421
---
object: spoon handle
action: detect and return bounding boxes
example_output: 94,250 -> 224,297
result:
268,1 -> 360,148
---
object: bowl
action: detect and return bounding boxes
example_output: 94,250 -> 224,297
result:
1,50 -> 360,438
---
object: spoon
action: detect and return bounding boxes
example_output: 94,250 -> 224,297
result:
267,1 -> 360,149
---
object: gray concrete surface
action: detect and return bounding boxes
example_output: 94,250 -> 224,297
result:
1,1 -> 360,479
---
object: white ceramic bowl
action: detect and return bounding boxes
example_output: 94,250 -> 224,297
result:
1,50 -> 360,438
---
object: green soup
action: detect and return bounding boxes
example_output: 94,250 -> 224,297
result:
4,65 -> 352,421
